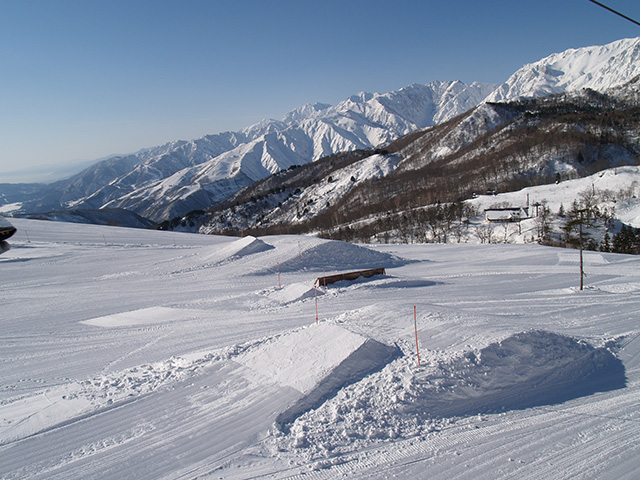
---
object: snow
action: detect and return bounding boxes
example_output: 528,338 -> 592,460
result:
469,165 -> 640,226
237,324 -> 367,394
0,203 -> 22,214
80,306 -> 207,328
2,218 -> 640,479
485,37 -> 640,103
203,235 -> 275,263
265,153 -> 401,225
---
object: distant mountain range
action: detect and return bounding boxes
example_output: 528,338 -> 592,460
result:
166,74 -> 640,239
3,36 -> 640,227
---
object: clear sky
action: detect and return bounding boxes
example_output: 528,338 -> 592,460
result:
1,0 -> 639,183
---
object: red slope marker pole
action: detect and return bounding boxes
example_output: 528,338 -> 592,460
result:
315,285 -> 319,324
414,305 -> 421,366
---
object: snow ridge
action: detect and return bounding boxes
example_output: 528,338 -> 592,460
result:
485,37 -> 640,103
15,81 -> 495,222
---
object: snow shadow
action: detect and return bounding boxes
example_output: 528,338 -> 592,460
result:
367,278 -> 441,289
0,256 -> 31,264
406,330 -> 626,419
276,339 -> 401,431
324,276 -> 442,292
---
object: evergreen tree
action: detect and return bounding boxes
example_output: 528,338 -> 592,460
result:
612,225 -> 639,254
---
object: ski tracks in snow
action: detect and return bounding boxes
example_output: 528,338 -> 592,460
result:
0,361 -> 300,480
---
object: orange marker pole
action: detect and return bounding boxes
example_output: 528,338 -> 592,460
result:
414,305 -> 421,366
315,285 -> 318,324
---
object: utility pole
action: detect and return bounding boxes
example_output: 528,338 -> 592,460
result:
579,210 -> 584,291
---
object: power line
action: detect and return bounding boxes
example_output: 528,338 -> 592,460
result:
587,0 -> 640,27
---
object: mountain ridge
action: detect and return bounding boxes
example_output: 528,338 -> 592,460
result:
3,37 -> 640,225
173,76 -> 640,239
485,37 -> 640,103
5,80 -> 496,221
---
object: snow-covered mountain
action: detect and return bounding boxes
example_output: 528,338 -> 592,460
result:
485,37 -> 640,103
181,74 -> 640,239
6,37 -> 640,224
12,81 -> 495,222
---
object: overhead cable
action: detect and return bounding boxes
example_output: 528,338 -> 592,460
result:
587,0 -> 640,27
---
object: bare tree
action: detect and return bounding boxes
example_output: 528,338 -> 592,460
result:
502,222 -> 511,243
534,201 -> 553,244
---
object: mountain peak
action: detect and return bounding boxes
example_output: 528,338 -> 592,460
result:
281,103 -> 332,124
485,36 -> 640,103
346,92 -> 377,104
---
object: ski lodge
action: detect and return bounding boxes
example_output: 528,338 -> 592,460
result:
484,207 -> 529,223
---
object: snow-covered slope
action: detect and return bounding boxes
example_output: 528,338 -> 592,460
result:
469,165 -> 640,223
485,37 -> 640,102
192,76 -> 640,237
1,219 -> 639,478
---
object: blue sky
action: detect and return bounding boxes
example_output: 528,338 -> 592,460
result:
1,0 -> 639,183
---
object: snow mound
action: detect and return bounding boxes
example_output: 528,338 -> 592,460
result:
276,338 -> 400,431
274,331 -> 625,456
204,235 -> 273,263
274,240 -> 405,273
408,330 -> 626,417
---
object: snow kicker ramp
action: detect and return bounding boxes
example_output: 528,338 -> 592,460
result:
236,323 -> 400,430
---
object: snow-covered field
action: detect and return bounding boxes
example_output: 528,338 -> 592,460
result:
469,166 -> 640,227
1,218 -> 639,479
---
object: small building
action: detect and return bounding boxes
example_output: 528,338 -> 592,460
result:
484,207 -> 529,223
